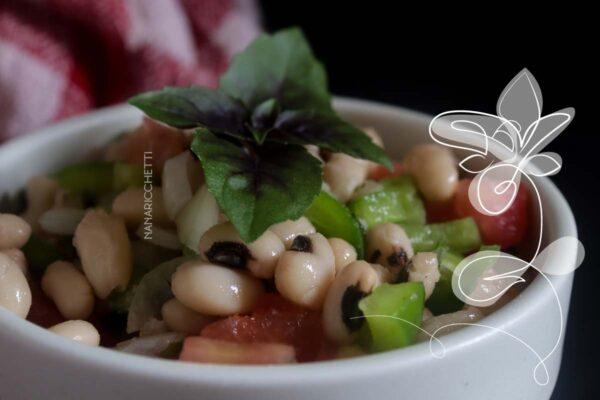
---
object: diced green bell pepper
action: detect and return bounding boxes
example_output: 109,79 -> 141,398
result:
113,163 -> 145,191
54,162 -> 145,198
107,240 -> 181,313
358,282 -> 425,352
305,191 -> 364,258
426,244 -> 501,315
426,249 -> 464,315
54,161 -> 115,196
348,176 -> 426,230
402,217 -> 481,254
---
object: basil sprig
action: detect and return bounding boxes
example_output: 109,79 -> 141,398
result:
130,28 -> 391,242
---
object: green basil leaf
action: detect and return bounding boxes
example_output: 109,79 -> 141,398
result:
250,98 -> 280,144
126,256 -> 191,333
220,28 -> 332,112
129,87 -> 248,136
271,110 -> 392,168
191,128 -> 322,242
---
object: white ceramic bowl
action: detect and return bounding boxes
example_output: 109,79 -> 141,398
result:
0,98 -> 577,400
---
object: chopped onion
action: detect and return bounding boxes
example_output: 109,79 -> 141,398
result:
139,318 -> 169,337
135,225 -> 182,250
116,332 -> 184,356
39,207 -> 86,235
176,185 -> 219,253
162,152 -> 202,220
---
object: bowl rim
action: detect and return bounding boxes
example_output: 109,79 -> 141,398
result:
0,97 -> 577,385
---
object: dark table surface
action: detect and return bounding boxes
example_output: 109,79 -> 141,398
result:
261,2 -> 595,398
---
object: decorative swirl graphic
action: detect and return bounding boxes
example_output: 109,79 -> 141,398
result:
425,68 -> 584,385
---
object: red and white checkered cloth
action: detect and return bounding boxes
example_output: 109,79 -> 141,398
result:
0,0 -> 261,142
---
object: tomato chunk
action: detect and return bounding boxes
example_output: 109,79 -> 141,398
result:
180,337 -> 296,365
425,199 -> 456,223
453,178 -> 529,248
369,161 -> 404,181
201,294 -> 326,362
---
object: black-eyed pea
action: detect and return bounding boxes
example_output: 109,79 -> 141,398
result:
407,252 -> 440,299
41,261 -> 95,320
161,298 -> 214,334
171,261 -> 264,316
0,252 -> 31,318
370,262 -> 394,283
328,238 -> 357,275
405,144 -> 458,202
366,223 -> 414,275
0,214 -> 31,250
73,210 -> 132,299
245,231 -> 286,279
274,233 -> 335,309
323,153 -> 369,203
322,261 -> 381,343
48,320 -> 100,346
1,248 -> 27,275
112,188 -> 172,228
199,222 -> 285,279
270,217 -> 316,249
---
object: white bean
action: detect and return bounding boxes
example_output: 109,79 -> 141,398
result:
161,298 -> 214,334
41,261 -> 95,320
171,261 -> 264,316
0,253 -> 31,318
48,320 -> 100,346
274,233 -> 335,309
405,144 -> 458,202
408,252 -> 441,299
73,210 -> 133,299
269,217 -> 316,249
162,151 -> 203,220
328,238 -> 357,275
0,214 -> 31,250
112,187 -> 172,228
1,248 -> 27,275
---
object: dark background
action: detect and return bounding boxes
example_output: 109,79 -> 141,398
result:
260,2 -> 595,399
